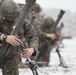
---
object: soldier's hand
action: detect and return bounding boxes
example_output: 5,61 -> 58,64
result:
46,33 -> 57,40
22,48 -> 34,58
55,41 -> 60,46
6,35 -> 21,46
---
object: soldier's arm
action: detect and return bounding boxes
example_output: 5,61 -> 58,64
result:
35,24 -> 47,39
24,19 -> 39,56
38,28 -> 47,38
36,25 -> 56,40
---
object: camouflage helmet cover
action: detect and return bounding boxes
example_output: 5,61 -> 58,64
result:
43,17 -> 55,28
31,3 -> 41,13
1,0 -> 20,21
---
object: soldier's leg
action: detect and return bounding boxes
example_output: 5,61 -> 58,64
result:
2,55 -> 20,75
40,46 -> 52,66
45,46 -> 53,66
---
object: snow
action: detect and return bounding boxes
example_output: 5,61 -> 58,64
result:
0,37 -> 76,75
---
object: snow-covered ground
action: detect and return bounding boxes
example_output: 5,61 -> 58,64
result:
0,37 -> 76,75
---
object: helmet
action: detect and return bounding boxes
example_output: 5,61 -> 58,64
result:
1,0 -> 20,21
43,17 -> 55,28
31,3 -> 41,13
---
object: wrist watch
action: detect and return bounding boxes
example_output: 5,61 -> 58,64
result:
3,34 -> 7,41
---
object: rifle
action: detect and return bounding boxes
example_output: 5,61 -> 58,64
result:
36,10 -> 65,62
0,0 -> 36,68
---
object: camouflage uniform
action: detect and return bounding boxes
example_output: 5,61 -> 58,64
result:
18,3 -> 41,68
0,1 -> 38,75
31,17 -> 61,66
35,17 -> 55,66
40,17 -> 61,66
27,3 -> 60,66
26,3 -> 42,60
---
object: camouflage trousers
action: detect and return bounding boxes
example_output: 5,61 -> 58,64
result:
2,47 -> 21,75
36,46 -> 53,66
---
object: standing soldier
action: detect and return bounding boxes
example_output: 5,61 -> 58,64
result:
0,0 -> 38,75
18,3 -> 41,68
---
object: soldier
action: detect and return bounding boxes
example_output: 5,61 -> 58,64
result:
27,3 -> 57,66
39,17 -> 62,66
0,0 -> 38,75
27,3 -> 62,67
18,3 -> 41,68
34,17 -> 57,66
